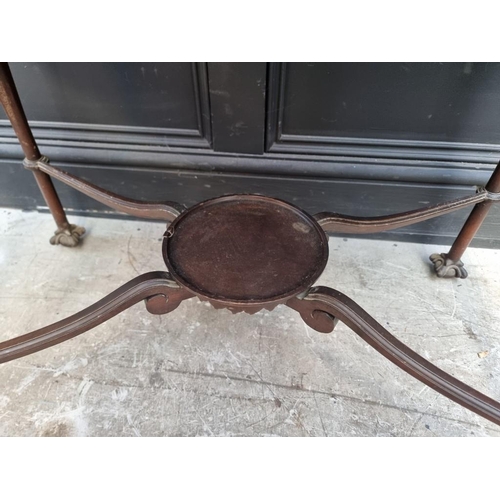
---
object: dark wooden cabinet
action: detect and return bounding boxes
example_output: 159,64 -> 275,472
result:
272,63 -> 500,145
1,62 -> 500,246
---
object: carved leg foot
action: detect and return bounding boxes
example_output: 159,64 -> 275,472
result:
50,223 -> 86,247
0,272 -> 193,364
287,286 -> 500,426
429,252 -> 468,279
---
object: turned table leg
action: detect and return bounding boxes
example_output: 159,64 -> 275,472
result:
0,62 -> 85,247
430,161 -> 500,278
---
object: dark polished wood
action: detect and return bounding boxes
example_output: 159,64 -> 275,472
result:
3,62 -> 500,429
0,272 -> 193,364
287,287 -> 500,426
27,156 -> 498,240
314,189 -> 487,234
1,191 -> 500,425
35,159 -> 183,222
163,194 -> 329,312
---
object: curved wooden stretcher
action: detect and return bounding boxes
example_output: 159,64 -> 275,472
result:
2,62 -> 500,427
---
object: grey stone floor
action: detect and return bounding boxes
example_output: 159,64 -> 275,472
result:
1,208 -> 500,437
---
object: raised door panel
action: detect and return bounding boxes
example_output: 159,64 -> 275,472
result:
267,63 -> 500,163
0,62 -> 211,149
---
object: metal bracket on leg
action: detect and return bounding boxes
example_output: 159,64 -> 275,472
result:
23,156 -> 87,247
287,286 -> 500,426
429,164 -> 500,279
1,63 -> 87,247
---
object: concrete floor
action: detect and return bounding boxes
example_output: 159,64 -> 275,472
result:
1,208 -> 500,437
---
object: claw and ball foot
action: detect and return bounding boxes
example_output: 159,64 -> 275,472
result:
50,223 -> 87,247
287,286 -> 500,426
429,253 -> 468,279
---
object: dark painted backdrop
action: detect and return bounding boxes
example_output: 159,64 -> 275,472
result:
1,62 -> 500,246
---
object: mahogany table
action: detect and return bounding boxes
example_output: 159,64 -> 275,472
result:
2,62 -> 500,426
